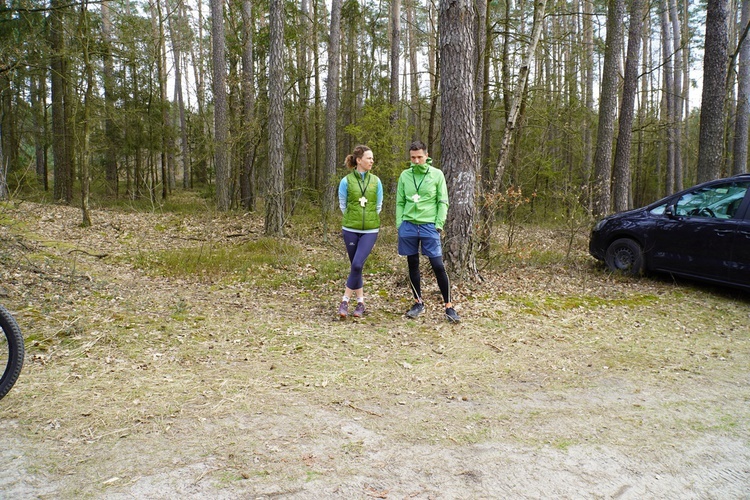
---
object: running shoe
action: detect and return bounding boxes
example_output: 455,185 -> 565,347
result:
352,302 -> 365,318
338,301 -> 349,319
445,307 -> 461,323
405,301 -> 425,319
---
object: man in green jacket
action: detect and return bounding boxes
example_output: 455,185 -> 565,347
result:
396,140 -> 460,323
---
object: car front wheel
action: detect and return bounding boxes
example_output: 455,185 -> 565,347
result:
604,238 -> 644,275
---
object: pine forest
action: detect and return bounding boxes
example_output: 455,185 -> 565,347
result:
1,0 -> 748,267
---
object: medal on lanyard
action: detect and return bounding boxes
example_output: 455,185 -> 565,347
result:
356,172 -> 370,208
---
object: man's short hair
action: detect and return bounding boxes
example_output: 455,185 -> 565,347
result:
409,140 -> 427,153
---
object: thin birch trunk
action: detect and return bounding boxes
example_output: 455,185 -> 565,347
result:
493,0 -> 548,194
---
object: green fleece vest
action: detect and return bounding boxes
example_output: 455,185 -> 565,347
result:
343,171 -> 380,231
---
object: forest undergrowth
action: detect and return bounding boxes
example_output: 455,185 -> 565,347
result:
0,196 -> 748,498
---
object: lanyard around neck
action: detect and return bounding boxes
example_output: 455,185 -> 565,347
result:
412,166 -> 429,195
355,171 -> 370,196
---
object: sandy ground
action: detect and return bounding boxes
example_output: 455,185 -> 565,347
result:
1,201 -> 749,499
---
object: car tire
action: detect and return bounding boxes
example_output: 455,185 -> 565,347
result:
604,238 -> 644,275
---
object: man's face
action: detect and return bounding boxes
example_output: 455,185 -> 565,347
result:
410,149 -> 427,165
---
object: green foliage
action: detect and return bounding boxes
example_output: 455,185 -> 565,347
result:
344,102 -> 408,188
0,0 -> 715,228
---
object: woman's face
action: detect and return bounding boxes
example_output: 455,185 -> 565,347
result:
357,150 -> 374,171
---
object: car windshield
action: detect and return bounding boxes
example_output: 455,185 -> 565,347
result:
651,181 -> 750,219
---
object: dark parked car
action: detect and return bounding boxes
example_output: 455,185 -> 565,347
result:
589,174 -> 750,291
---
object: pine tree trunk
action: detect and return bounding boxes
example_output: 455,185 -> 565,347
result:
592,0 -> 624,217
31,72 -> 48,190
322,0 -> 342,237
211,0 -> 231,210
440,0 -> 478,279
50,0 -> 73,203
79,2 -> 93,227
612,0 -> 644,212
660,0 -> 675,195
296,0 -> 311,192
733,0 -> 750,174
407,2 -> 420,140
153,0 -> 170,199
697,0 -> 729,182
266,0 -> 286,236
241,0 -> 257,210
389,0 -> 401,125
426,1 -> 439,154
168,0 -> 191,190
101,0 -> 118,196
0,120 -> 5,200
669,0 -> 684,191
582,0 -> 594,210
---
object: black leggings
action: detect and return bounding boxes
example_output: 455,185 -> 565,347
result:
407,254 -> 451,304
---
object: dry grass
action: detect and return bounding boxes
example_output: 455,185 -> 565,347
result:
1,198 -> 749,497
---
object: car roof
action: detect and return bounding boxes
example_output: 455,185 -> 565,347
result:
638,174 -> 750,211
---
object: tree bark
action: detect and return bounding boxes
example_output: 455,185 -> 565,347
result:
101,0 -> 119,196
733,0 -> 750,174
168,0 -> 191,190
266,0 -> 286,236
440,0 -> 478,279
582,0 -> 594,209
153,0 -> 170,199
492,0 -> 547,195
612,0 -> 645,212
390,0 -> 401,125
477,0 -> 493,257
50,0 -> 74,203
211,0 -> 231,210
295,0 -> 311,192
660,0 -> 675,195
79,0 -> 93,226
427,2 -> 439,154
697,0 -> 730,182
0,120 -> 5,200
669,0 -> 684,191
322,0 -> 343,237
407,1 -> 420,140
592,0 -> 624,217
192,0 -> 209,186
31,69 -> 48,190
241,0 -> 257,210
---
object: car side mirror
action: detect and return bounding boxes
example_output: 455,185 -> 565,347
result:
665,204 -> 677,218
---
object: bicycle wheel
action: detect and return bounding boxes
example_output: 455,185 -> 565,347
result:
0,304 -> 25,400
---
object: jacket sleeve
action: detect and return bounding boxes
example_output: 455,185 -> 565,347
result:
395,172 -> 406,229
338,177 -> 348,214
376,178 -> 384,214
435,171 -> 449,230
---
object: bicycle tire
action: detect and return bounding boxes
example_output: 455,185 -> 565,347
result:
0,304 -> 25,400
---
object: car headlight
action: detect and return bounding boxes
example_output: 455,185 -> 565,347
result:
593,218 -> 609,232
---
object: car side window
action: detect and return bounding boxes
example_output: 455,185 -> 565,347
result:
674,182 -> 749,219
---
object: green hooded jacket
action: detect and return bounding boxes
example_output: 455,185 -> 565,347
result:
395,158 -> 449,230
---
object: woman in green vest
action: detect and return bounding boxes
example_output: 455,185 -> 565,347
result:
337,145 -> 383,319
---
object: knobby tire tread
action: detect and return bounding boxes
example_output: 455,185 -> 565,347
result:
0,304 -> 25,400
